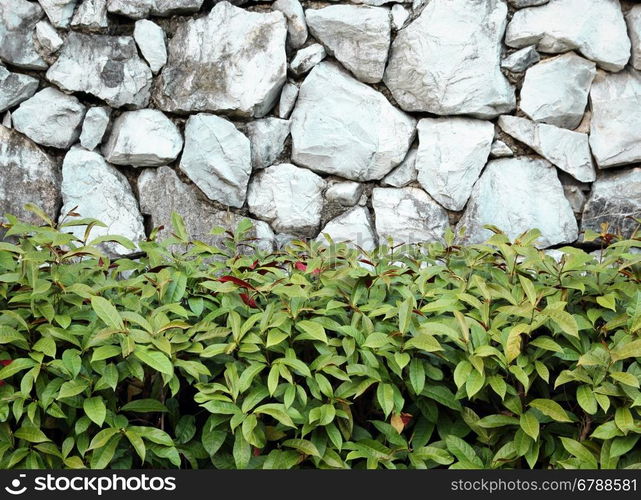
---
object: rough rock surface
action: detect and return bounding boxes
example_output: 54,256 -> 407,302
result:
79,107 -> 111,151
0,125 -> 61,227
371,187 -> 449,244
581,168 -> 641,239
325,181 -> 363,206
154,2 -> 287,117
272,0 -> 307,49
498,115 -> 595,182
246,118 -> 290,170
501,46 -> 540,72
277,83 -> 298,119
0,0 -> 48,70
384,0 -> 515,118
490,140 -> 513,158
519,53 -> 596,129
391,5 -> 410,30
134,20 -> 167,74
35,20 -> 64,54
71,0 -> 108,31
102,109 -> 182,166
316,206 -> 377,250
382,147 -> 417,187
60,147 -> 145,255
416,117 -> 494,211
46,33 -> 152,108
247,163 -> 326,236
138,166 -> 274,251
505,0 -> 630,72
106,0 -> 204,18
589,69 -> 641,168
508,0 -> 549,7
12,87 -> 86,149
180,114 -> 251,208
0,66 -> 39,114
306,5 -> 391,84
290,44 -> 326,76
39,0 -> 77,28
457,157 -> 578,248
627,6 -> 641,71
291,62 -> 416,181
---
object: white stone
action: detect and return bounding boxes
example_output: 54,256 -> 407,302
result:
562,183 -> 586,215
457,157 -> 578,248
79,107 -> 110,151
325,181 -> 363,206
12,87 -> 86,149
35,20 -> 63,54
133,20 -> 167,74
272,0 -> 307,49
382,147 -> 417,187
501,46 -> 539,72
106,0 -> 204,18
498,115 -> 595,182
391,5 -> 410,31
71,0 -> 108,31
38,0 -> 76,28
306,5 -> 391,84
316,206 -> 377,251
508,0 -> 548,6
46,33 -> 152,109
2,112 -> 10,128
155,2 -> 287,117
0,66 -> 39,114
626,6 -> 641,71
277,83 -> 298,119
519,53 -> 596,130
589,69 -> 641,168
490,140 -> 513,158
0,0 -> 48,70
505,0 -> 630,72
372,187 -> 449,245
290,44 -> 326,76
247,163 -> 326,236
291,62 -> 416,181
416,117 -> 494,211
246,117 -> 290,170
179,114 -> 251,208
384,0 -> 515,118
102,109 -> 182,167
60,148 -> 145,256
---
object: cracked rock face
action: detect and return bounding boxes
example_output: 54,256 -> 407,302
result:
134,20 -> 167,75
457,157 -> 578,248
247,163 -> 326,236
39,0 -> 77,28
291,62 -> 416,181
154,2 -> 287,117
581,168 -> 641,239
290,44 -> 326,76
246,117 -> 290,170
179,113 -> 251,208
71,0 -> 109,31
372,187 -> 449,245
46,32 -> 153,109
415,117 -> 494,211
0,0 -> 48,70
382,147 -> 417,187
506,0 -> 630,72
272,0 -> 307,49
501,46 -> 540,73
0,65 -> 39,114
317,206 -> 377,250
306,5 -> 391,84
0,125 -> 61,228
106,0 -> 204,18
325,181 -> 363,207
80,107 -> 111,151
384,0 -> 515,118
60,147 -> 145,255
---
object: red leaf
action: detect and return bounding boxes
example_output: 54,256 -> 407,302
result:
218,276 -> 256,290
294,262 -> 307,271
312,268 -> 321,276
240,293 -> 258,308
0,360 -> 12,367
400,413 -> 413,426
252,447 -> 261,457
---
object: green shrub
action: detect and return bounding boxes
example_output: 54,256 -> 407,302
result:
1,207 -> 641,469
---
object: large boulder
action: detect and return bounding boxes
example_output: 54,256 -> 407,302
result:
415,117 -> 494,211
316,206 -> 377,251
457,157 -> 578,248
46,32 -> 153,109
106,0 -> 204,18
0,65 -> 39,114
290,62 -> 416,181
71,0 -> 108,31
505,0 -> 630,72
179,114 -> 251,208
38,0 -> 77,28
154,2 -> 287,117
384,0 -> 515,118
0,0 -> 48,70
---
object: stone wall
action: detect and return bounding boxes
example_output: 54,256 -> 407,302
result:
1,0 -> 641,254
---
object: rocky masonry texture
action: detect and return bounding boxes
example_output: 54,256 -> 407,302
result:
1,0 -> 640,252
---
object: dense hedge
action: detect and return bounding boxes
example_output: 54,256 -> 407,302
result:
1,206 -> 641,469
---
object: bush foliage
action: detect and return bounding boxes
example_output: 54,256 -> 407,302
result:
1,206 -> 641,469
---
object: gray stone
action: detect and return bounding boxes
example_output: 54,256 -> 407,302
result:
12,87 -> 86,149
508,0 -> 548,6
179,114 -> 251,208
0,125 -> 60,228
35,20 -> 63,54
501,46 -> 539,72
2,112 -> 10,128
59,147 -> 145,256
382,147 -> 417,187
391,4 -> 410,31
316,206 -> 377,250
589,69 -> 641,168
626,6 -> 641,71
457,157 -> 578,248
325,181 -> 363,206
490,140 -> 513,158
290,44 -> 326,76
306,5 -> 391,84
561,183 -> 587,215
247,163 -> 326,236
155,2 -> 287,117
79,106 -> 110,151
106,0 -> 204,18
134,20 -> 167,74
0,0 -> 48,70
384,0 -> 515,118
246,117 -> 290,170
137,166 -> 274,252
102,109 -> 182,167
46,33 -> 152,109
581,168 -> 641,239
276,82 -> 298,119
505,0 -> 630,72
71,0 -> 108,31
519,53 -> 596,130
272,0 -> 307,49
0,66 -> 39,114
39,0 -> 76,28
416,117 -> 495,211
372,187 -> 449,245
291,62 -> 416,181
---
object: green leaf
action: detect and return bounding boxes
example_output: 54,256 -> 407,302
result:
477,415 -> 519,428
398,297 -> 413,334
90,296 -> 124,330
0,358 -> 36,380
615,407 -> 634,434
529,399 -> 573,423
405,331 -> 442,352
254,404 -> 295,428
58,379 -> 89,399
576,385 -> 597,415
90,435 -> 122,469
596,293 -> 617,312
233,431 -> 251,469
296,320 -> 327,343
445,435 -> 483,468
611,339 -> 641,362
519,411 -> 540,441
412,446 -> 454,465
376,383 -> 394,418
408,359 -> 425,394
547,309 -> 579,338
505,324 -> 529,363
88,428 -> 120,451
121,399 -> 168,413
560,437 -> 597,469
15,423 -> 51,443
610,371 -> 640,388
83,397 -> 106,426
125,430 -> 146,463
283,439 -> 321,457
465,370 -> 485,398
133,349 -> 174,376
91,345 -> 121,362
